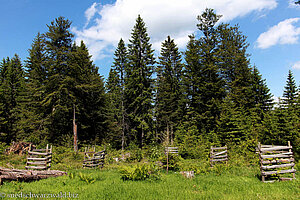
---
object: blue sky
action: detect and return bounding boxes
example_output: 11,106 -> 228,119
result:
0,0 -> 300,100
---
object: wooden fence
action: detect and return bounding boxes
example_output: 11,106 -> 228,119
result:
83,146 -> 105,168
258,141 -> 296,183
210,146 -> 228,166
165,147 -> 178,173
26,144 -> 52,170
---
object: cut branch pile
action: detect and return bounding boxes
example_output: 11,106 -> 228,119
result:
0,167 -> 67,184
5,142 -> 35,155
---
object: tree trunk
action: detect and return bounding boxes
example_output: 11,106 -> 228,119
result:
0,167 -> 67,184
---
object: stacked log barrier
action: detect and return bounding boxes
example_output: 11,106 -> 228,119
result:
26,144 -> 52,170
258,141 -> 296,183
83,146 -> 105,168
165,147 -> 178,174
210,146 -> 228,166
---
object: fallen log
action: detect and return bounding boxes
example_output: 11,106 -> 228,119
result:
0,167 -> 67,184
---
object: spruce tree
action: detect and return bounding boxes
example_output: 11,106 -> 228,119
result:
108,38 -> 128,149
42,16 -> 75,142
0,58 -> 9,142
184,8 -> 225,140
106,67 -> 122,147
0,55 -> 26,142
125,15 -> 156,147
68,41 -> 107,143
217,23 -> 254,111
156,36 -> 184,144
282,70 -> 297,108
25,32 -> 49,142
250,66 -> 274,121
263,70 -> 300,154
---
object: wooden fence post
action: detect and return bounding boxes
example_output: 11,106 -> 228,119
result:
288,141 -> 296,180
166,148 -> 169,174
26,144 -> 52,170
259,142 -> 296,182
210,146 -> 213,167
210,146 -> 228,166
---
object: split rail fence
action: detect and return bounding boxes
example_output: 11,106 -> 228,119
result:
210,146 -> 228,166
83,146 -> 105,168
26,144 -> 52,170
258,141 -> 296,183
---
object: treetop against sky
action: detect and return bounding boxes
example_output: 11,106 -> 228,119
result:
0,0 -> 300,98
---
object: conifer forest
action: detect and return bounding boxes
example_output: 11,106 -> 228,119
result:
0,8 -> 299,158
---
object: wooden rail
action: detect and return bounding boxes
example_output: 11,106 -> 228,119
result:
82,146 -> 105,168
26,144 -> 52,170
210,146 -> 228,166
258,141 -> 296,183
165,146 -> 178,174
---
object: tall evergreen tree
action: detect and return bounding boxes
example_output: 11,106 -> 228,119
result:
264,70 -> 300,153
0,58 -> 10,142
184,8 -> 225,140
251,67 -> 273,111
125,15 -> 156,147
217,23 -> 254,111
42,16 -> 75,142
25,32 -> 49,142
106,39 -> 128,149
281,70 -> 297,108
156,36 -> 184,144
106,67 -> 122,147
68,41 -> 107,143
0,55 -> 26,142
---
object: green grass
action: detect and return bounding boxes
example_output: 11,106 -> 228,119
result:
0,148 -> 299,200
0,167 -> 299,200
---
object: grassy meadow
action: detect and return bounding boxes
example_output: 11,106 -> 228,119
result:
0,168 -> 299,200
0,146 -> 299,200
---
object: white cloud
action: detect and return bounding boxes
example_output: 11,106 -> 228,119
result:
73,0 -> 277,60
84,2 -> 99,27
256,18 -> 300,49
288,0 -> 300,9
292,60 -> 300,70
272,96 -> 280,104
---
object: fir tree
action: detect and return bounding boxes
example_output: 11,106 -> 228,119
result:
25,32 -> 49,142
42,16 -> 75,142
125,15 -> 156,147
217,23 -> 254,111
68,41 -> 107,143
0,55 -> 26,142
184,8 -> 225,139
156,36 -> 184,144
0,58 -> 10,142
250,66 -> 274,120
106,67 -> 122,147
108,38 -> 128,149
281,70 -> 297,108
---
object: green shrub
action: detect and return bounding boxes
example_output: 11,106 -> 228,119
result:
126,148 -> 143,162
0,142 -> 8,159
78,172 -> 96,184
120,163 -> 161,181
178,159 -> 210,175
209,163 -> 229,176
147,145 -> 164,161
159,153 -> 183,171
